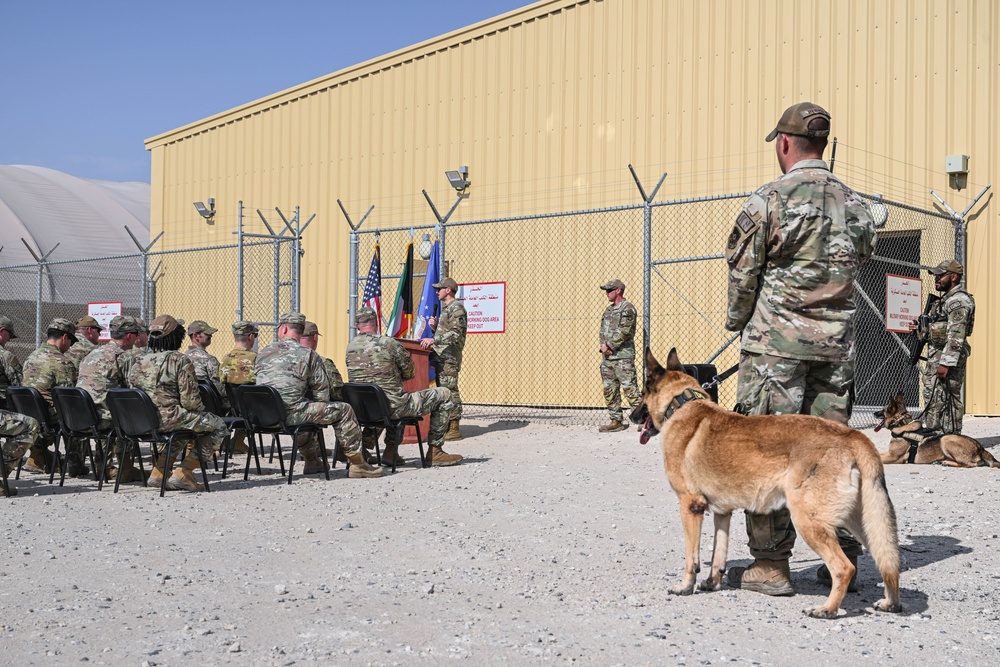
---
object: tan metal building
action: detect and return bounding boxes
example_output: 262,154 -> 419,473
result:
145,0 -> 1000,415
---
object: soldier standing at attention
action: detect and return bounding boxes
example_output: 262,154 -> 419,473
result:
419,277 -> 467,441
64,315 -> 102,368
22,318 -> 87,476
0,315 -> 23,410
255,312 -> 382,478
915,259 -> 975,434
724,102 -> 876,596
597,279 -> 641,433
301,321 -> 345,401
348,307 -> 461,467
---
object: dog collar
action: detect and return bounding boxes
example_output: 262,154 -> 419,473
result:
663,388 -> 710,421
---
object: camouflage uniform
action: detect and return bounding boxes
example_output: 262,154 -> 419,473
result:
599,299 -> 641,421
219,349 -> 257,385
0,343 -> 23,409
920,284 -> 974,434
64,338 -> 96,369
186,345 -> 230,411
322,357 -> 345,402
127,351 -> 227,461
726,157 -> 875,561
346,331 -> 454,449
432,299 -> 467,421
255,337 -> 363,458
118,345 -> 148,383
1,408 -> 39,466
77,339 -> 131,453
22,342 -> 81,459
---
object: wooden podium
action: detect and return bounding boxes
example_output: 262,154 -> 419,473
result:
399,339 -> 432,443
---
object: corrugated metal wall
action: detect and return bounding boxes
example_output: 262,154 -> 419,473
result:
146,0 -> 1000,414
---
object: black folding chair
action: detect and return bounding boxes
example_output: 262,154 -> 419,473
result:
235,384 -> 333,484
105,388 -> 210,497
7,386 -> 66,485
51,387 -> 116,487
199,382 -> 250,478
341,382 -> 426,473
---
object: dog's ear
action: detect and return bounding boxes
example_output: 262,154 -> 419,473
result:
665,347 -> 683,371
895,391 -> 904,405
645,347 -> 664,379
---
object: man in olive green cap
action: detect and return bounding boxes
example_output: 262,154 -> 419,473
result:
0,315 -> 23,410
598,279 -> 640,433
185,320 -> 228,408
419,276 -> 467,441
218,320 -> 258,455
65,315 -> 103,368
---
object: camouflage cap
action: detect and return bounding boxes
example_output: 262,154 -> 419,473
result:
134,317 -> 148,332
149,314 -> 181,338
188,320 -> 218,335
356,307 -> 377,324
48,318 -> 77,340
279,312 -> 306,326
0,315 -> 18,338
77,315 -> 101,329
765,102 -> 831,142
303,321 -> 321,337
108,315 -> 140,336
232,320 -> 258,336
928,259 -> 964,276
600,279 -> 625,291
432,277 -> 459,292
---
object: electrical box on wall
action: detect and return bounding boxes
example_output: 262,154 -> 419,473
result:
945,155 -> 970,174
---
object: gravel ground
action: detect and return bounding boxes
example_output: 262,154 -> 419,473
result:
2,416 -> 1000,666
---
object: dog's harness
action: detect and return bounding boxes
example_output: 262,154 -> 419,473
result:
887,412 -> 942,464
662,388 -> 710,421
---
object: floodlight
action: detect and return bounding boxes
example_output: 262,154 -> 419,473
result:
445,169 -> 470,192
194,198 -> 216,221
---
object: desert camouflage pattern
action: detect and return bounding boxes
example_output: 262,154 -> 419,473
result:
64,338 -> 96,368
186,345 -> 229,411
346,331 -> 454,447
77,340 -> 131,422
920,285 -> 975,434
1,408 -> 39,464
0,344 -> 23,407
219,348 -> 257,385
433,299 -> 467,420
117,346 -> 148,381
599,299 -> 637,362
726,159 -> 876,362
127,350 -> 226,460
255,338 -> 362,456
601,358 -> 641,422
22,342 -> 78,421
322,357 -> 344,401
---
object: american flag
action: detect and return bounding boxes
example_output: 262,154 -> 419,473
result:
362,244 -> 383,334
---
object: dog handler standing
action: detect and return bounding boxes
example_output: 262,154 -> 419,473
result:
723,103 -> 877,595
597,279 -> 641,433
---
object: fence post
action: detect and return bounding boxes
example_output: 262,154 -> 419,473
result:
421,190 -> 464,277
237,200 -> 244,321
628,165 -> 667,373
349,228 -> 359,338
292,206 -> 301,312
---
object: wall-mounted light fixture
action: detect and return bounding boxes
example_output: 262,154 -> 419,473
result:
444,166 -> 470,194
194,197 -> 216,223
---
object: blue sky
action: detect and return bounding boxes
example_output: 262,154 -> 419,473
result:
0,0 -> 533,183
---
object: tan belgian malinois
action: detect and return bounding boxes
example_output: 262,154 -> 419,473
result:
875,392 -> 1000,467
631,348 -> 902,618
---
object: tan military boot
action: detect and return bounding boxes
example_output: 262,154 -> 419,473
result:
817,555 -> 860,592
346,450 -> 383,478
231,431 -> 249,455
426,445 -> 463,467
598,419 -> 626,433
166,450 -> 205,492
24,445 -> 54,473
443,420 -> 462,441
302,457 -> 330,474
725,558 -> 795,596
381,444 -> 406,468
114,451 -> 144,483
146,454 -> 173,488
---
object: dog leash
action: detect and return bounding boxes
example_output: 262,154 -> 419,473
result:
701,363 -> 739,390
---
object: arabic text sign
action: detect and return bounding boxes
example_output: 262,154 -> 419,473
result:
456,282 -> 505,334
885,275 -> 921,333
88,301 -> 123,342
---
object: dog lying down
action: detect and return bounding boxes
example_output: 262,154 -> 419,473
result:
631,347 -> 902,619
875,392 -> 1000,468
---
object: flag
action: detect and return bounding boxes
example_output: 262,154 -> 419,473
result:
413,240 -> 441,341
361,244 -> 383,335
385,242 -> 414,338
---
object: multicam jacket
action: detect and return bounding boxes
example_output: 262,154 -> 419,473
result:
323,357 -> 344,401
22,342 -> 78,419
0,344 -> 22,406
64,338 -> 96,368
599,299 -> 638,362
127,350 -> 205,429
219,348 -> 257,385
922,285 -> 975,367
345,332 -> 413,411
432,299 -> 467,369
255,337 -> 330,409
77,340 -> 130,412
185,345 -> 222,387
117,346 -> 148,383
725,159 -> 876,361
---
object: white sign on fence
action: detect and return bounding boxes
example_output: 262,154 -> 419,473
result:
456,282 -> 506,334
885,275 -> 922,333
88,301 -> 123,341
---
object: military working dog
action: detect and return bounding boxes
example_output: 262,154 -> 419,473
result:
875,392 -> 1000,468
631,348 -> 902,618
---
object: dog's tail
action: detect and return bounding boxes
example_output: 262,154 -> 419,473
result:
856,440 -> 902,606
980,448 -> 1000,469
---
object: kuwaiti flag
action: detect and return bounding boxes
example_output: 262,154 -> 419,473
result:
385,242 -> 414,338
362,244 -> 383,335
413,240 -> 441,341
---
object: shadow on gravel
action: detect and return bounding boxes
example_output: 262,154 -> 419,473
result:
461,420 -> 528,438
898,534 -> 971,569
976,435 -> 1000,449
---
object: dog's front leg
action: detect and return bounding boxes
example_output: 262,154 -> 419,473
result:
670,494 -> 707,595
699,511 -> 731,591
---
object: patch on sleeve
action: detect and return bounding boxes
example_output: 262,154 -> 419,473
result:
726,211 -> 761,261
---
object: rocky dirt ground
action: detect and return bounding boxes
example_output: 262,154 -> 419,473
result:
2,415 -> 1000,666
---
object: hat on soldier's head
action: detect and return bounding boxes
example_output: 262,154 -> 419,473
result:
432,277 -> 459,292
134,317 -> 148,333
108,315 -> 139,336
303,321 -> 321,337
279,312 -> 307,326
232,321 -> 258,336
77,315 -> 101,329
765,102 -> 831,142
48,318 -> 78,342
600,279 -> 626,292
148,314 -> 181,338
0,315 -> 18,339
356,307 -> 378,324
188,320 -> 218,335
928,259 -> 964,276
